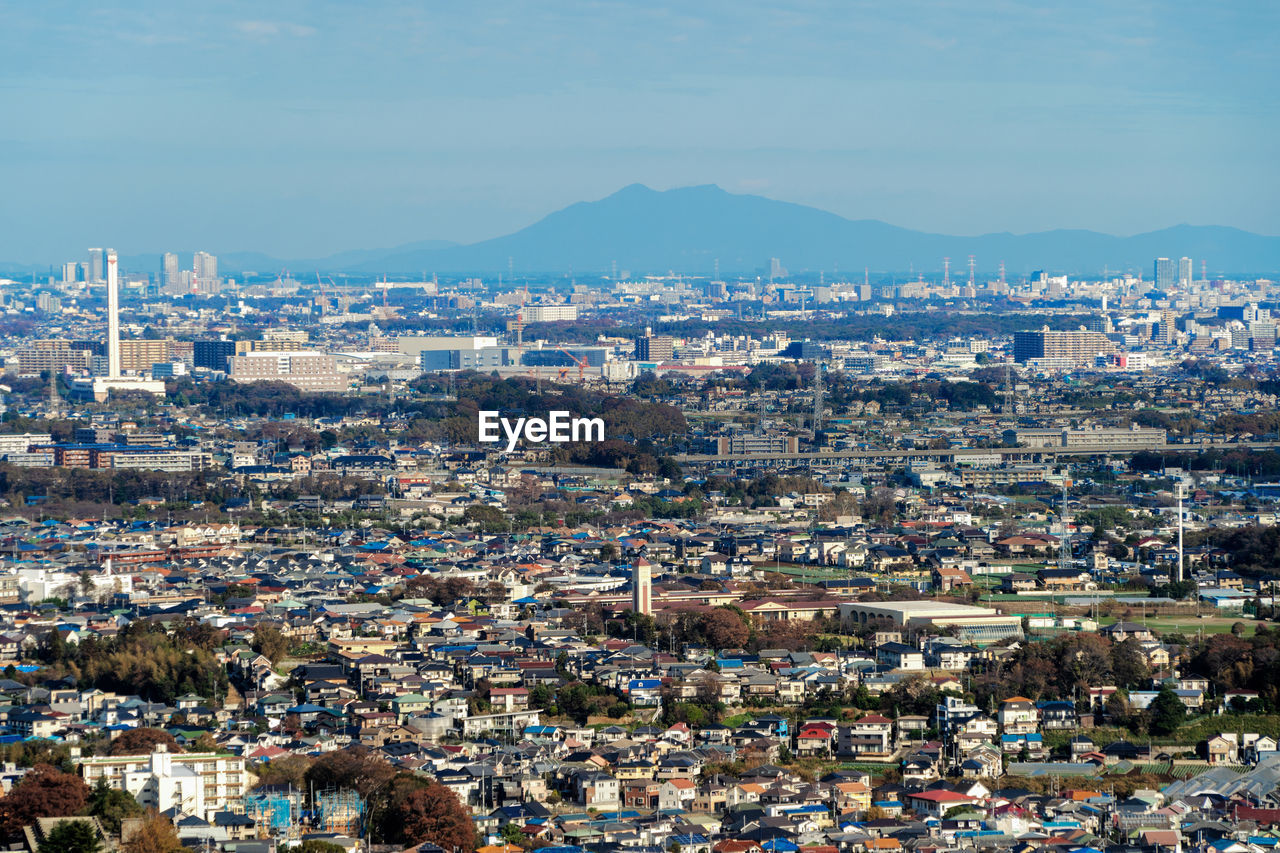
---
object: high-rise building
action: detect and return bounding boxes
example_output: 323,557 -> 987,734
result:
635,330 -> 675,362
162,253 -> 179,291
1157,310 -> 1177,345
1154,257 -> 1175,290
87,248 -> 104,284
228,351 -> 346,392
1012,327 -> 1116,367
62,262 -> 79,284
1178,257 -> 1193,287
193,251 -> 217,290
193,340 -> 239,372
631,557 -> 652,615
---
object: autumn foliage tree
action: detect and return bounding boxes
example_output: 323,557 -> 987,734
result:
120,813 -> 185,853
108,729 -> 180,757
0,764 -> 90,837
392,781 -> 474,852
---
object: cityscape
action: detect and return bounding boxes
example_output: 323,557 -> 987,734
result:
1,4 -> 1279,853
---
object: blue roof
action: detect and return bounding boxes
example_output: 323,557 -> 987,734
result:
628,679 -> 662,690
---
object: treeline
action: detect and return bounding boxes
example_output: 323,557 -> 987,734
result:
1130,448 -> 1280,477
168,379 -> 367,419
1216,411 -> 1280,436
0,465 -> 233,509
1185,525 -> 1280,577
35,619 -> 229,704
533,311 -> 1093,345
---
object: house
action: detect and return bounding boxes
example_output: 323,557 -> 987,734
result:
658,778 -> 697,811
1037,700 -> 1077,730
1205,735 -> 1238,766
998,698 -> 1038,735
839,715 -> 894,756
575,771 -> 619,808
907,789 -> 981,817
1100,622 -> 1155,643
876,642 -> 925,671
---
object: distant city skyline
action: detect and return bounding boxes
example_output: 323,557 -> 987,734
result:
2,1 -> 1276,263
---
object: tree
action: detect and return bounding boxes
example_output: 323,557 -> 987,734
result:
251,625 -> 290,665
701,607 -> 751,650
304,748 -> 396,799
299,842 -> 347,853
36,820 -> 101,853
393,782 -> 474,852
86,778 -> 142,835
1110,639 -> 1151,690
1149,685 -> 1186,735
108,729 -> 179,757
0,764 -> 90,836
251,754 -> 313,790
120,813 -> 184,853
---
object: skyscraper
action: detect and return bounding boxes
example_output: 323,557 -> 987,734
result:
631,557 -> 652,615
193,251 -> 217,290
1154,257 -> 1175,290
87,248 -> 104,284
1178,256 -> 1193,287
162,253 -> 179,291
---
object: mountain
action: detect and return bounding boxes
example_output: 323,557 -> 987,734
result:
6,187 -> 1278,277
352,184 -> 1280,276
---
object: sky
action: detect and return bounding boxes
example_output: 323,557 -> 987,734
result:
1,0 -> 1277,263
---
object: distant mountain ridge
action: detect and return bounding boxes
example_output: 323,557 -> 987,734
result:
350,184 -> 1280,276
6,185 -> 1278,276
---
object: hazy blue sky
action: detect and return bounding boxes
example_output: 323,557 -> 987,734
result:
2,1 -> 1276,262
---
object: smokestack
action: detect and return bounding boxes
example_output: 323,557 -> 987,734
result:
107,250 -> 120,379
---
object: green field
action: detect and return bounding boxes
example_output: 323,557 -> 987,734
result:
1098,615 -> 1259,636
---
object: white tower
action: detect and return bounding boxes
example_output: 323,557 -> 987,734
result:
632,557 -> 652,616
106,250 -> 121,378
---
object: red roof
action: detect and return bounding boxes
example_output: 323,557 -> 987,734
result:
910,790 -> 976,803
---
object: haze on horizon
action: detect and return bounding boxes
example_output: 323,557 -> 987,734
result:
2,0 -> 1276,264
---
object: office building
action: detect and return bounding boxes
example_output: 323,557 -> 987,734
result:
193,340 -> 239,371
716,434 -> 800,455
87,248 -> 104,283
229,351 -> 346,392
1004,424 -> 1167,449
1154,257 -> 1175,290
1179,256 -> 1193,287
1012,327 -> 1116,367
418,346 -> 518,371
62,262 -> 79,285
520,346 -> 608,368
193,251 -> 217,289
162,252 -> 179,291
635,332 -> 675,362
523,305 -> 579,323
